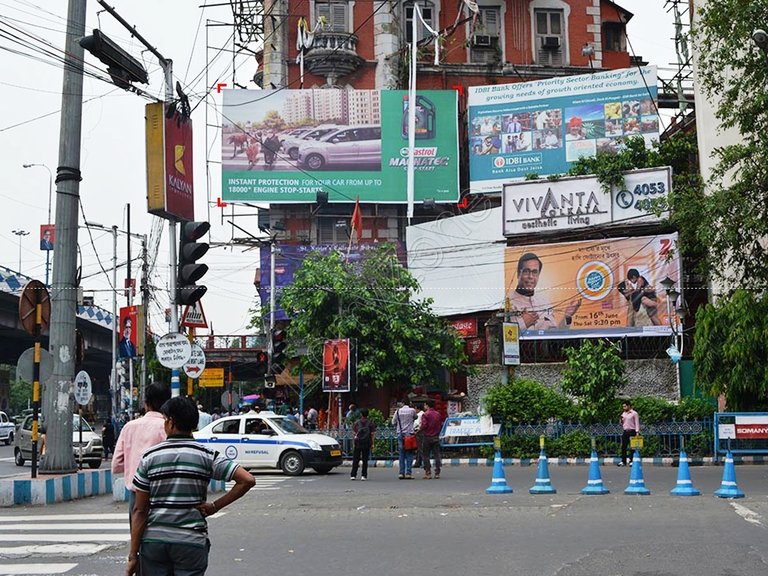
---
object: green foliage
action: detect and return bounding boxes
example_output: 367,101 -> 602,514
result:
367,408 -> 386,429
692,3 -> 768,285
549,430 -> 592,457
686,431 -> 714,457
693,289 -> 768,410
675,397 -> 716,421
560,339 -> 627,424
8,379 -> 31,415
629,396 -> 675,425
482,378 -> 575,425
276,245 -> 468,390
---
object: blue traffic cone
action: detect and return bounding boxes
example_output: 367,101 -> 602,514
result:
714,450 -> 745,499
670,450 -> 700,496
486,449 -> 513,494
529,448 -> 556,494
623,449 -> 650,495
581,450 -> 609,495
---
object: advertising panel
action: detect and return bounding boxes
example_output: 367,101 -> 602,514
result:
118,305 -> 145,358
39,224 -> 55,251
502,322 -> 520,365
450,317 -> 477,338
502,167 -> 671,236
146,103 -> 195,221
504,234 -> 680,339
322,338 -> 351,392
221,89 -> 459,203
468,66 -> 658,193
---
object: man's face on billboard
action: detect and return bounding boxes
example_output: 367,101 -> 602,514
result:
517,260 -> 541,291
123,318 -> 132,340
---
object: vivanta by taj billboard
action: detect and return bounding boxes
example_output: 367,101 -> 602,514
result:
468,66 -> 659,194
504,233 -> 680,340
220,89 -> 459,203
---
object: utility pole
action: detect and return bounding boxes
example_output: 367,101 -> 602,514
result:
44,0 -> 86,473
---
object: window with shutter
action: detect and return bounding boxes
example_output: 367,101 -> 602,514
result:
316,1 -> 348,32
404,1 -> 435,43
470,7 -> 502,64
534,9 -> 564,66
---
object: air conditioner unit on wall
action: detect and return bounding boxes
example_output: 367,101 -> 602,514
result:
473,34 -> 493,47
542,35 -> 561,49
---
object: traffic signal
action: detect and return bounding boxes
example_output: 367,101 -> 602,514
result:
254,350 -> 268,376
270,329 -> 287,375
177,221 -> 210,305
80,29 -> 148,88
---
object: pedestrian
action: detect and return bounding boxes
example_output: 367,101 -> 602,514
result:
420,399 -> 443,479
350,408 -> 375,481
392,400 -> 417,479
111,383 -> 171,523
102,419 -> 116,459
197,404 -> 212,430
125,396 -> 255,576
306,406 -> 318,430
618,400 -> 640,466
345,403 -> 360,427
413,402 -> 425,468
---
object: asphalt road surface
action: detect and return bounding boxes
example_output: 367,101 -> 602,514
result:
2,461 -> 768,575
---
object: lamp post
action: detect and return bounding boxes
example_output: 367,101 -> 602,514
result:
11,229 -> 30,273
660,276 -> 684,396
23,163 -> 54,285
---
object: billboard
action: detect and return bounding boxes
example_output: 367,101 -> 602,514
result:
502,167 -> 671,236
322,338 -> 351,392
146,103 -> 195,221
39,224 -> 54,251
221,89 -> 459,203
504,234 -> 680,339
118,305 -> 145,358
468,66 -> 659,193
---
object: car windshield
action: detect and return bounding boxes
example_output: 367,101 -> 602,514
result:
267,417 -> 308,434
73,414 -> 93,432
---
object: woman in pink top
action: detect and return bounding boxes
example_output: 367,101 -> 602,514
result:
618,401 -> 640,466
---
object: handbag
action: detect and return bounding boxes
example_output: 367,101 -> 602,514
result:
404,434 -> 418,451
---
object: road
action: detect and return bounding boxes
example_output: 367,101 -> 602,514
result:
1,460 -> 768,575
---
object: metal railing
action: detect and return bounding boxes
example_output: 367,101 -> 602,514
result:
322,419 -> 713,460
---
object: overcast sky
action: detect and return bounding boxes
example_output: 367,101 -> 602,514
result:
0,0 -> 679,337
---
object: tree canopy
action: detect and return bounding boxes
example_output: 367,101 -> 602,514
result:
277,245 -> 467,390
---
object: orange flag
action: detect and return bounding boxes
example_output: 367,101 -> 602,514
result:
351,197 -> 363,243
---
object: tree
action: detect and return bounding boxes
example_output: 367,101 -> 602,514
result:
276,245 -> 468,390
693,2 -> 768,286
258,110 -> 286,132
560,339 -> 627,424
693,289 -> 768,410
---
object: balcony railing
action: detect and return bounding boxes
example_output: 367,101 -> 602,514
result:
304,32 -> 363,83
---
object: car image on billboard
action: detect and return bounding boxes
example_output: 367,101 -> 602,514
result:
298,125 -> 382,170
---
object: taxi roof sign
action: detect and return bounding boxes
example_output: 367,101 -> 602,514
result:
181,301 -> 208,328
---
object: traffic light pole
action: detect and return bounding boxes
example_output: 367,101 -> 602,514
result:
269,238 -> 276,370
169,221 -> 180,398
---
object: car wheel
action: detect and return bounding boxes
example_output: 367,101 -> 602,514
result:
280,450 -> 305,476
288,147 -> 299,160
313,466 -> 333,475
14,448 -> 25,467
305,153 -> 325,170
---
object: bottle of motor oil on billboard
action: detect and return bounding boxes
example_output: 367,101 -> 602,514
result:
402,95 -> 436,139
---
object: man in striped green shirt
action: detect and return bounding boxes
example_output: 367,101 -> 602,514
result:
127,396 -> 255,575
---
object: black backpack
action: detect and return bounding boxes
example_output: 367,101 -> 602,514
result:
355,420 -> 371,443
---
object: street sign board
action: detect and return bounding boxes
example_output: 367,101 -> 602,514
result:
181,301 -> 208,329
199,367 -> 225,388
19,280 -> 51,335
74,370 -> 93,406
17,347 -> 53,383
183,343 -> 206,379
156,333 -> 192,369
220,390 -> 240,410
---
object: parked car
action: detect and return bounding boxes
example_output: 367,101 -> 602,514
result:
14,414 -> 104,469
282,125 -> 344,160
0,411 -> 15,445
298,125 -> 382,170
193,411 -> 342,476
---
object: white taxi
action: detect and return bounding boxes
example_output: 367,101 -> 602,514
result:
193,412 -> 342,476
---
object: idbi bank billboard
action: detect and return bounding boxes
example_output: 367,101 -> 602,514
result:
468,66 -> 658,193
504,233 -> 680,339
221,89 -> 459,203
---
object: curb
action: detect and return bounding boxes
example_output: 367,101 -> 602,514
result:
111,476 -> 230,503
0,469 -> 112,507
350,456 -> 766,467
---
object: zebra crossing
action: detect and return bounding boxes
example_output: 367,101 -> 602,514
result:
0,512 -> 127,575
0,476 -> 289,574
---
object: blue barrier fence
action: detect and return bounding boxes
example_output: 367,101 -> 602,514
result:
714,412 -> 768,462
325,419 -> 713,459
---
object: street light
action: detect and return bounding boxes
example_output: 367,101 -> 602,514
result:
23,163 -> 54,285
659,276 -> 683,364
11,229 -> 30,273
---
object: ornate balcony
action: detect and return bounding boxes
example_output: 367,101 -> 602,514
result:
304,32 -> 364,85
